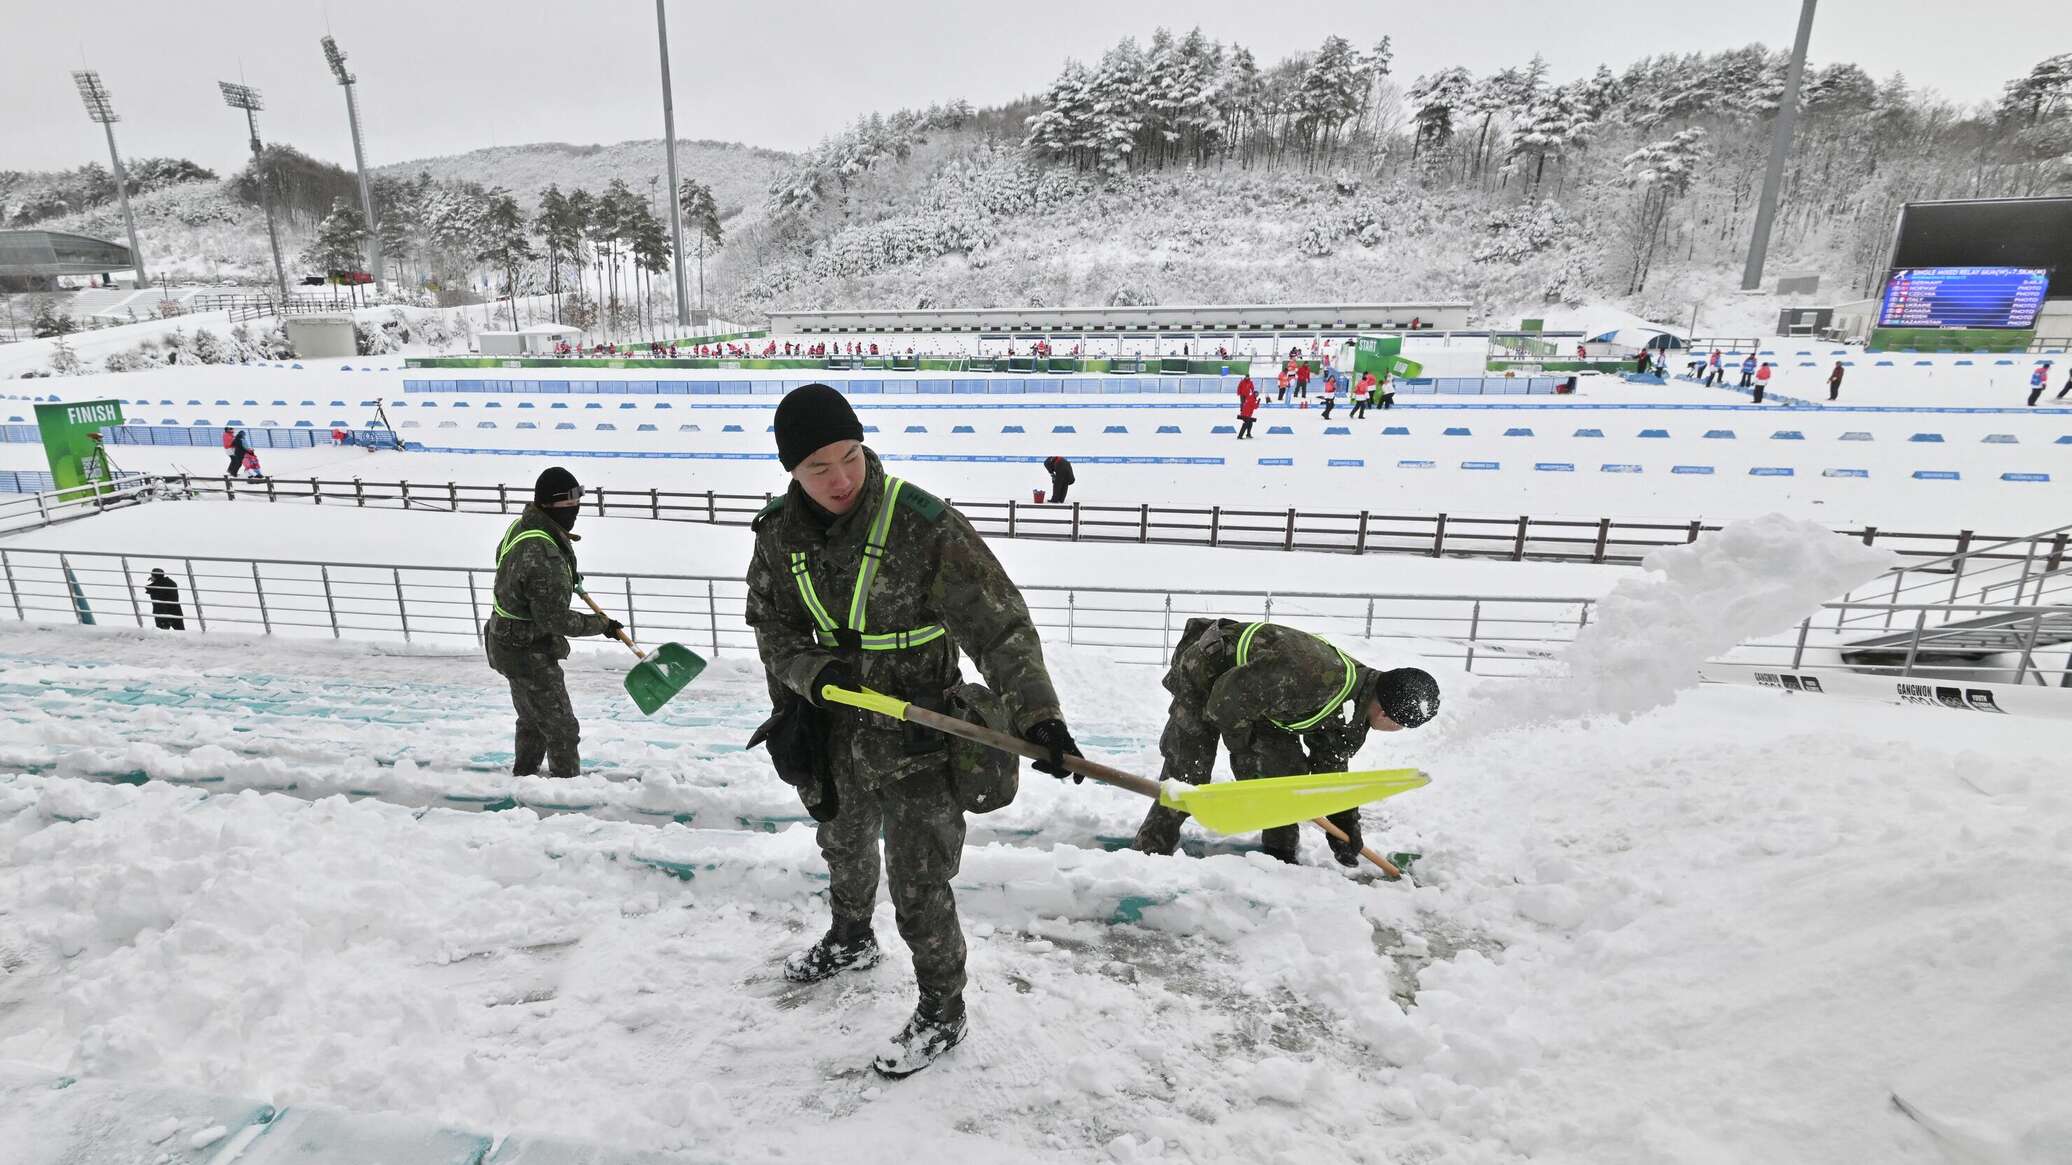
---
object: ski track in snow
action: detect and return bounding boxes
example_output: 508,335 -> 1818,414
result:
2,621 -> 2070,1162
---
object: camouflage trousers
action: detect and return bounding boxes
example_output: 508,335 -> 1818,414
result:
485,639 -> 581,779
818,755 -> 968,1001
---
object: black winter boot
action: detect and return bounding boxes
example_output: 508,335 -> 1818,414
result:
872,993 -> 968,1079
782,918 -> 881,984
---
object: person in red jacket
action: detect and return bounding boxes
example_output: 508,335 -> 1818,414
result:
1237,378 -> 1260,439
1294,361 -> 1311,399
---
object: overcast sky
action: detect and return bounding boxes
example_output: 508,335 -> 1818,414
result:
5,0 -> 2066,176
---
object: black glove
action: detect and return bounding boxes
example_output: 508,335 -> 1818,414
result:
601,619 -> 625,639
810,660 -> 856,706
1025,719 -> 1083,782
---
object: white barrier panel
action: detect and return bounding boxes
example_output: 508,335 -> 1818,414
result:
1699,662 -> 2072,720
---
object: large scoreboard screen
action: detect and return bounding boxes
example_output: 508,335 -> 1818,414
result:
1877,267 -> 2050,329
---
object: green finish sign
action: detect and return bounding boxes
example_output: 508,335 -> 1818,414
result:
34,398 -> 124,499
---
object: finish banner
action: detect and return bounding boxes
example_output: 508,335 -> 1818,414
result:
33,398 -> 125,501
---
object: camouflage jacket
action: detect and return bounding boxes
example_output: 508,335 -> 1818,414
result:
745,448 -> 1062,791
1190,621 -> 1374,765
486,504 -> 609,660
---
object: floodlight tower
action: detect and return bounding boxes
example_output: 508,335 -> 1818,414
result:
219,81 -> 292,310
655,0 -> 691,327
71,71 -> 150,290
322,35 -> 384,292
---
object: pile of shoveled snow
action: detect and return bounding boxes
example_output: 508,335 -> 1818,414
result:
1464,513 -> 1894,729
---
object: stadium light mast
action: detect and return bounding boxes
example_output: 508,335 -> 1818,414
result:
71,71 -> 150,290
322,35 -> 384,293
1741,0 -> 1818,291
655,0 -> 692,328
219,81 -> 293,311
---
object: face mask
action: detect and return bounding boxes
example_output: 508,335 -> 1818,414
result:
547,505 -> 578,531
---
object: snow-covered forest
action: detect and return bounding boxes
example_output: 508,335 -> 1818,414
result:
718,36 -> 2072,324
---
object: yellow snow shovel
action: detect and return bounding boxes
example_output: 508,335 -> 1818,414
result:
579,591 -> 704,715
821,684 -> 1427,835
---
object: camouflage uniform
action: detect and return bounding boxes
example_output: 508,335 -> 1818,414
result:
483,504 -> 610,778
746,448 -> 1061,1003
1134,619 -> 1374,861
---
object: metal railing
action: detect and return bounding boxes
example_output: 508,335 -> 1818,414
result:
0,545 -> 1593,675
133,472 -> 2043,569
1833,520 -> 2072,635
5,545 -> 2068,690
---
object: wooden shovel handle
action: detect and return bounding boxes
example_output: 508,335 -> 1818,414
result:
1310,816 -> 1406,879
890,700 -> 1166,801
576,590 -> 643,657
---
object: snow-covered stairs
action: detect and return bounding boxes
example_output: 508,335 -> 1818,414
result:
3,1061 -> 712,1164
0,628 -> 1258,857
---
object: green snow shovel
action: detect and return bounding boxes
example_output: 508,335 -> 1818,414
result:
580,591 -> 705,715
821,684 -> 1429,835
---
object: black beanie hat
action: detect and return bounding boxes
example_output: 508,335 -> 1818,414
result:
774,383 -> 865,471
534,466 -> 581,506
1372,667 -> 1441,728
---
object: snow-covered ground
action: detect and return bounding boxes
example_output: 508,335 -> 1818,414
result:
4,600 -> 2069,1162
4,358 -> 2068,531
5,337 -> 2072,1163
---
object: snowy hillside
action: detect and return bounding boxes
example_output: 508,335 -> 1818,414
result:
375,139 -> 792,228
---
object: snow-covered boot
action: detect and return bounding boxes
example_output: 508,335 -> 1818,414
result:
782,919 -> 880,984
871,993 -> 967,1079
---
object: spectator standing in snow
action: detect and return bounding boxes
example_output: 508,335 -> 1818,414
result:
1042,456 -> 1074,504
1237,378 -> 1260,439
1738,354 -> 1758,388
2026,361 -> 2054,406
1633,349 -> 1650,375
222,427 -> 250,477
143,567 -> 184,630
1276,364 -> 1292,402
1320,372 -> 1339,420
1752,362 -> 1773,404
1827,362 -> 1845,402
1294,360 -> 1311,399
1706,349 -> 1724,387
